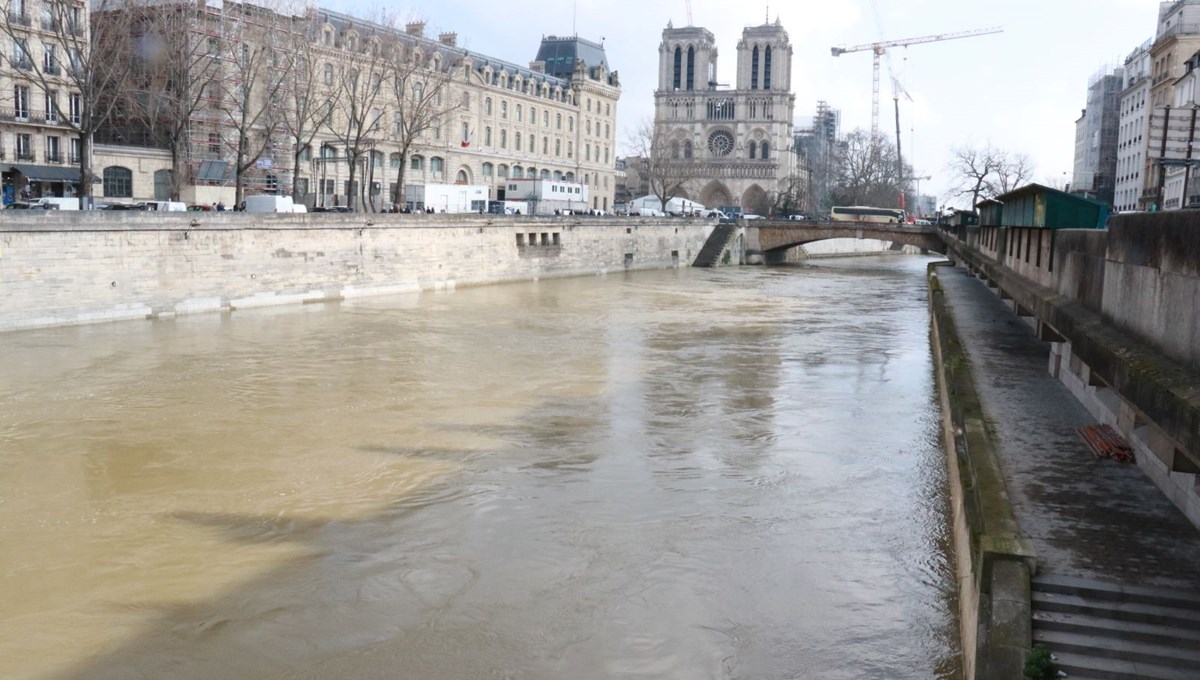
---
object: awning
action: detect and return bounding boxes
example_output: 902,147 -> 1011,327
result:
9,164 -> 80,182
196,160 -> 232,182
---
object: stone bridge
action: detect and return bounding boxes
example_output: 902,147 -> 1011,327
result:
747,220 -> 946,262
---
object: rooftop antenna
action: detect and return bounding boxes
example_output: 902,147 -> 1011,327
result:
573,0 -> 576,36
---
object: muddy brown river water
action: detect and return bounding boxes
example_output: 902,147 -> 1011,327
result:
0,256 -> 958,679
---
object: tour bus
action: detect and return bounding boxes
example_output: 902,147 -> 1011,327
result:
830,206 -> 906,224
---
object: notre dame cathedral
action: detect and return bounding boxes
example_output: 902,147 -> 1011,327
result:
654,18 -> 797,213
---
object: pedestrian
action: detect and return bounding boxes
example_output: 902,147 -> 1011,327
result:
216,201 -> 226,212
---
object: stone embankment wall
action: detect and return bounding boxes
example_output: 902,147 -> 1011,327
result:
928,263 -> 1036,680
942,215 -> 1200,527
0,213 -> 714,333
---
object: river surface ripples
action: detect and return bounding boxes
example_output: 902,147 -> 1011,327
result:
0,256 -> 959,679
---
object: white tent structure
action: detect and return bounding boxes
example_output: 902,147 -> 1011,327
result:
630,195 -> 706,216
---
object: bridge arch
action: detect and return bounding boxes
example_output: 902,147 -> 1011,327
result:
753,222 -> 947,261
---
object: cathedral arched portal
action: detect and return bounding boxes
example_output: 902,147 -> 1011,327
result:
700,180 -> 732,208
741,184 -> 769,215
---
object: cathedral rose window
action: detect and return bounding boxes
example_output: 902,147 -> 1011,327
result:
707,130 -> 734,156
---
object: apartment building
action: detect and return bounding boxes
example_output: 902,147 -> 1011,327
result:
91,2 -> 620,211
1144,0 -> 1200,205
1115,40 -> 1152,212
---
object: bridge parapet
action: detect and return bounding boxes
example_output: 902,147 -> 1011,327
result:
748,220 -> 946,256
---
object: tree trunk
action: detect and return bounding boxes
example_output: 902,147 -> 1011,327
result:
292,147 -> 304,202
78,132 -> 92,204
170,138 -> 185,202
346,156 -> 357,211
393,148 -> 408,210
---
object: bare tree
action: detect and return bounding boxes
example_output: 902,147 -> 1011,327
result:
0,0 -> 138,204
278,12 -> 334,203
386,38 -> 457,210
989,151 -> 1034,196
214,3 -> 291,206
946,144 -> 1036,208
831,129 -> 906,207
771,172 -> 810,217
323,30 -> 390,211
123,1 -> 222,201
625,118 -> 703,213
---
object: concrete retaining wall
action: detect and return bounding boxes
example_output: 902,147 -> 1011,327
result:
942,216 -> 1200,529
928,262 -> 1036,680
0,213 -> 714,332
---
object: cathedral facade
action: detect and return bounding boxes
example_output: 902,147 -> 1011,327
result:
654,19 -> 796,213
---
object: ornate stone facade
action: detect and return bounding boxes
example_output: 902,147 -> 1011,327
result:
654,19 -> 795,213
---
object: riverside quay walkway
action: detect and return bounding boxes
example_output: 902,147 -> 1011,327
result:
936,264 -> 1200,680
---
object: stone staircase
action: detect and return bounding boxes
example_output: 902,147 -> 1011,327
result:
1031,574 -> 1200,679
691,224 -> 737,267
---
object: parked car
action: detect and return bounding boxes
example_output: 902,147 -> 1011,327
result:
311,206 -> 354,213
4,202 -> 32,209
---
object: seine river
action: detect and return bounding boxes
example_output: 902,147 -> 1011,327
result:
0,255 -> 958,680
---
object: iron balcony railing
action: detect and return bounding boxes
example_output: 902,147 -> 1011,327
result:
8,11 -> 30,26
45,153 -> 62,164
16,150 -> 35,161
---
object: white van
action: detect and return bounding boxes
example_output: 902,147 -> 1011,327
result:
244,195 -> 305,213
141,201 -> 186,212
34,197 -> 79,210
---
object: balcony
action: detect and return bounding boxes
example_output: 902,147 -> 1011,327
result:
69,153 -> 80,164
45,153 -> 62,164
8,11 -> 31,26
16,150 -> 35,161
44,64 -> 60,76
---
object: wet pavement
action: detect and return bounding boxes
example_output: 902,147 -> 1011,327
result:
936,265 -> 1200,589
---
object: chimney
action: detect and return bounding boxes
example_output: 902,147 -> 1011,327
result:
405,22 -> 425,37
438,32 -> 457,47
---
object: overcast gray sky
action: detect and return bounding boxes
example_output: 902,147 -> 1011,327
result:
325,0 -> 1165,205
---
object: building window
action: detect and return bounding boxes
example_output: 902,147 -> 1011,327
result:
760,141 -> 769,159
103,166 -> 133,197
324,63 -> 333,85
555,139 -> 561,156
69,137 -> 80,163
530,107 -> 536,126
751,46 -> 759,90
500,129 -> 507,149
44,90 -> 57,122
208,132 -> 220,154
411,156 -> 423,171
46,136 -> 60,163
515,131 -> 522,149
15,133 -> 31,160
516,104 -> 522,122
542,136 -> 548,154
543,110 -> 549,126
764,46 -> 772,90
501,100 -> 507,119
482,162 -> 493,177
430,157 -> 443,173
13,85 -> 29,120
69,93 -> 81,125
485,126 -> 492,146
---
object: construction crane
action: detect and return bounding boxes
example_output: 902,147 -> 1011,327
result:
831,27 -> 1002,136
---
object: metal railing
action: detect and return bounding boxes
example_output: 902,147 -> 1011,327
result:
15,150 -> 35,161
45,153 -> 62,164
8,11 -> 31,26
